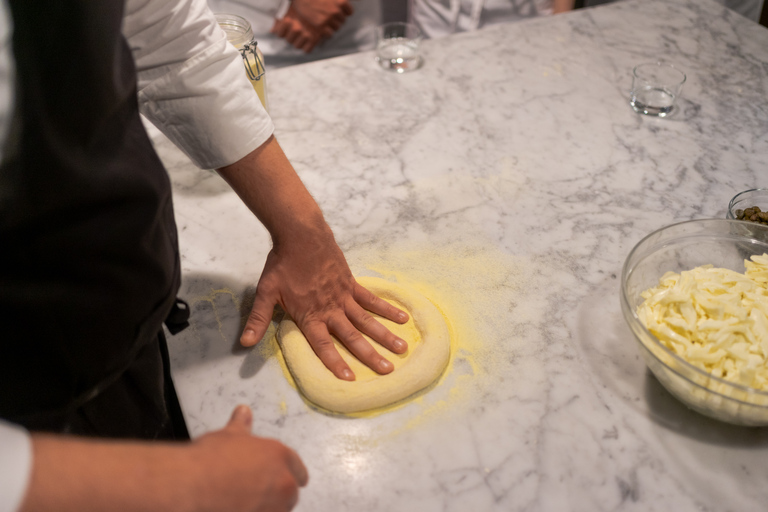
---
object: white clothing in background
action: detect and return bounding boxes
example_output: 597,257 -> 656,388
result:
412,0 -> 765,39
410,0 -> 554,38
207,0 -> 382,69
584,0 -> 764,23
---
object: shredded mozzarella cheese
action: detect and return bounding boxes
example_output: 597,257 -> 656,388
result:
637,253 -> 768,391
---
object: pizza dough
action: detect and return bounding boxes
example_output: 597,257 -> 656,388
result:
277,276 -> 451,414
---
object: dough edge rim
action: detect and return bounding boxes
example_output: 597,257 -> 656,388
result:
277,276 -> 451,414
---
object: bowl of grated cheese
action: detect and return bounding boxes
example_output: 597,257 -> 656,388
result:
621,219 -> 768,425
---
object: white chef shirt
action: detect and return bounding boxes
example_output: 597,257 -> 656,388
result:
0,0 -> 274,508
125,0 -> 275,169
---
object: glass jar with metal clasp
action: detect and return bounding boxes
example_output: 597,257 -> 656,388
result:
215,13 -> 268,111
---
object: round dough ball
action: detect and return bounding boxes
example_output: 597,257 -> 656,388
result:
277,276 -> 451,414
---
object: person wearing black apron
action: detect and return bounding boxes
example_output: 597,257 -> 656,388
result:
0,0 -> 403,508
0,0 -> 189,440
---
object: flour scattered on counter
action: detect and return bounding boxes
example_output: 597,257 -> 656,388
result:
342,238 -> 540,424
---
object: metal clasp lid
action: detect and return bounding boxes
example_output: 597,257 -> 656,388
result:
240,40 -> 265,81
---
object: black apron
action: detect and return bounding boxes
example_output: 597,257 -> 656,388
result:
0,0 -> 188,439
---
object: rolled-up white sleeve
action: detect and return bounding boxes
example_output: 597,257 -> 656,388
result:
0,421 -> 32,512
123,0 -> 274,170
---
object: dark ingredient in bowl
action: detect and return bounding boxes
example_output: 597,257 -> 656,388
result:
735,206 -> 768,225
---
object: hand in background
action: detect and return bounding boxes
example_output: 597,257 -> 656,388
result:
271,0 -> 354,53
271,5 -> 328,53
291,0 -> 353,31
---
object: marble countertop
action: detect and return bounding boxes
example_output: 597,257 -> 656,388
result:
150,0 -> 768,510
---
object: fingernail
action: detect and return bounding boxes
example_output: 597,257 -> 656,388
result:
393,339 -> 406,352
241,329 -> 257,346
398,312 -> 409,322
233,405 -> 252,426
379,359 -> 393,372
341,369 -> 355,381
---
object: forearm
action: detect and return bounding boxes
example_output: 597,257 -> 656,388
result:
216,135 -> 333,248
19,406 -> 307,512
20,435 -> 197,512
219,135 -> 408,378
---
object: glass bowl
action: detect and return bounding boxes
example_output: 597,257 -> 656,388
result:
727,188 -> 768,222
620,219 -> 768,426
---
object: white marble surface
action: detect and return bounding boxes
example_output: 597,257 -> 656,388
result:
151,0 -> 768,510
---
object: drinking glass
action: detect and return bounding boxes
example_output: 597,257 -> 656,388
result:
630,62 -> 686,117
376,22 -> 423,73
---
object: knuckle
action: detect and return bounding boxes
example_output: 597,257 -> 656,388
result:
346,336 -> 377,360
338,324 -> 365,345
311,335 -> 338,356
247,307 -> 270,326
355,311 -> 377,331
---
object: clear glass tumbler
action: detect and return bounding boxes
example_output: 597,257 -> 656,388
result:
376,22 -> 423,73
630,62 -> 686,117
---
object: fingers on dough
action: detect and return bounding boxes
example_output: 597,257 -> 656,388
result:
277,276 -> 451,414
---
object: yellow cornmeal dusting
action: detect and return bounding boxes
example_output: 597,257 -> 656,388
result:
185,240 -> 531,427
188,287 -> 241,338
340,293 -> 452,419
349,241 -> 534,426
264,239 -> 533,423
357,244 -> 521,372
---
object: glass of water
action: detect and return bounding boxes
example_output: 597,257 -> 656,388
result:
376,22 -> 423,73
630,62 -> 686,117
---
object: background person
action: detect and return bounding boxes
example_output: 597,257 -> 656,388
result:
409,0 -> 574,39
582,0 -> 765,24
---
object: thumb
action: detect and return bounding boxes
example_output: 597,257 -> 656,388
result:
226,404 -> 253,433
241,290 -> 277,347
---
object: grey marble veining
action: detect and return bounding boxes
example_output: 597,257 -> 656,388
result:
149,0 -> 768,510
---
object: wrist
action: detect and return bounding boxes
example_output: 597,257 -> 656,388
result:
271,211 -> 335,252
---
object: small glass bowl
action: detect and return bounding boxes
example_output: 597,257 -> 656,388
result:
621,219 -> 768,426
727,188 -> 768,221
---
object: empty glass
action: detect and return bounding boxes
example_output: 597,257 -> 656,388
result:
375,22 -> 423,73
630,62 -> 686,117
